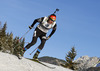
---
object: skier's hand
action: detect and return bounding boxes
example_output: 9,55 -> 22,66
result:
29,26 -> 33,29
46,36 -> 50,40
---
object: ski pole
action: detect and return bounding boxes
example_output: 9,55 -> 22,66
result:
18,29 -> 31,42
18,26 -> 34,42
13,28 -> 32,49
30,47 -> 38,55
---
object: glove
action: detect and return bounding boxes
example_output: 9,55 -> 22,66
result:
46,36 -> 50,40
29,26 -> 33,29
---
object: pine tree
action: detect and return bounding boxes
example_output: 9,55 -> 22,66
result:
0,23 -> 7,52
0,22 -> 1,33
61,47 -> 78,70
20,38 -> 25,48
12,37 -> 24,56
13,37 -> 20,55
7,32 -> 13,53
66,47 -> 76,62
0,22 -> 25,56
1,23 -> 7,37
20,38 -> 25,55
0,22 -> 2,50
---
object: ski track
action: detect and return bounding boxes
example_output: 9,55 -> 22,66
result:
0,52 -> 73,71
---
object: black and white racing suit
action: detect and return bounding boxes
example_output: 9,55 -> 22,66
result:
25,16 -> 57,50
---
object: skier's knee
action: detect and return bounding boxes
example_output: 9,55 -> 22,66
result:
41,40 -> 46,46
30,41 -> 36,46
39,40 -> 46,50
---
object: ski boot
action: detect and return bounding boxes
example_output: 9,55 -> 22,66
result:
33,48 -> 41,61
23,47 -> 27,52
17,48 -> 27,59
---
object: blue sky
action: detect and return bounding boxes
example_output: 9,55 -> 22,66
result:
0,0 -> 100,60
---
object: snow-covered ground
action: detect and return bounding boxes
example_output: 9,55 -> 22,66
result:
0,52 -> 73,71
74,56 -> 100,70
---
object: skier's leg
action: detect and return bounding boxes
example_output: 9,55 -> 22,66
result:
38,39 -> 46,50
24,37 -> 37,50
18,37 -> 38,59
24,31 -> 38,51
33,38 -> 46,60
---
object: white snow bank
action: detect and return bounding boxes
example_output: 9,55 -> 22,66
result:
0,52 -> 73,71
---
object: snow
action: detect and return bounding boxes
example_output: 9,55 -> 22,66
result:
74,56 -> 100,70
0,52 -> 73,71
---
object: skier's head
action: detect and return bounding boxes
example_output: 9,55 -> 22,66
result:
49,14 -> 56,22
48,14 -> 56,24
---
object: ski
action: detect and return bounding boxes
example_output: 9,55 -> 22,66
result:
17,55 -> 56,69
27,58 -> 56,69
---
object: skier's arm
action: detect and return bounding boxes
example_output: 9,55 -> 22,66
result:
31,17 -> 44,27
48,24 -> 57,38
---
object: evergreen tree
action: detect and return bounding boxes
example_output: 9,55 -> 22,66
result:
1,23 -> 7,37
0,23 -> 7,52
0,25 -> 1,38
0,22 -> 25,56
61,47 -> 78,70
12,37 -> 24,56
20,38 -> 25,48
13,37 -> 20,55
0,22 -> 2,31
20,38 -> 25,55
0,22 -> 2,50
7,32 -> 13,53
